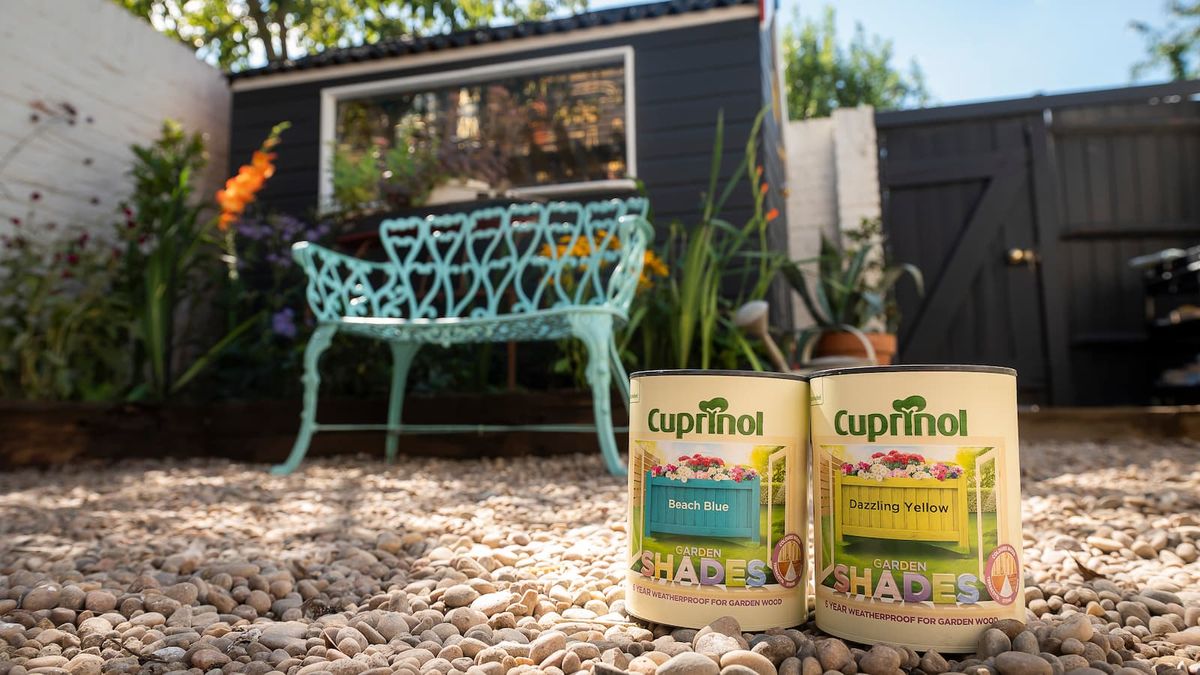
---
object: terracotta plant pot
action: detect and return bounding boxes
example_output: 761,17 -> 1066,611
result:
813,331 -> 898,365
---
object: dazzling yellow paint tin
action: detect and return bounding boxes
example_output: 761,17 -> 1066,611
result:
625,370 -> 810,631
808,365 -> 1025,652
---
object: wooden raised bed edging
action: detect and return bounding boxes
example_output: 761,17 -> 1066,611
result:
0,391 -> 628,469
2,402 -> 1199,469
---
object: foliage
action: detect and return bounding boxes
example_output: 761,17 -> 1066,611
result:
116,0 -> 588,72
545,230 -> 669,385
1131,2 -> 1200,80
0,101 -> 131,401
206,213 -> 329,397
782,5 -> 930,120
618,109 -> 781,372
123,121 -> 276,401
379,142 -> 445,209
331,150 -> 381,214
0,225 -> 130,401
781,217 -> 923,337
331,124 -> 445,214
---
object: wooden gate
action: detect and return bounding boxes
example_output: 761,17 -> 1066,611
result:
877,81 -> 1200,405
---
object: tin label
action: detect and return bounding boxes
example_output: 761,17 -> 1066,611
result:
627,376 -> 808,631
810,374 -> 1024,651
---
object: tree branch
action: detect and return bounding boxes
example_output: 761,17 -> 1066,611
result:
246,1 -> 278,62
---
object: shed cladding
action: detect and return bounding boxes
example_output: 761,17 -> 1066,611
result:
227,0 -> 773,230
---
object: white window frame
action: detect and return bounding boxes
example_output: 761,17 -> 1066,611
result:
318,45 -> 637,213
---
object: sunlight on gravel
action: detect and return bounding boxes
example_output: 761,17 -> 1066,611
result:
0,440 -> 1197,675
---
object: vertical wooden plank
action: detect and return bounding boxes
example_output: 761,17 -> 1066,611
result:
1029,113 -> 1075,404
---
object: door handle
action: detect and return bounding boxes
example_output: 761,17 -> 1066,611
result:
1006,248 -> 1038,266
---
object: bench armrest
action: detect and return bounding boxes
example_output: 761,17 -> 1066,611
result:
605,214 -> 654,314
291,242 -> 396,321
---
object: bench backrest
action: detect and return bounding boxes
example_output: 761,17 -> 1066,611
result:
367,198 -> 650,320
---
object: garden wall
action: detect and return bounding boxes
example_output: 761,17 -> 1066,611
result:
0,0 -> 230,239
784,106 -> 881,323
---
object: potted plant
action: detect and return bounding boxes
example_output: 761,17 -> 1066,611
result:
781,219 -> 923,365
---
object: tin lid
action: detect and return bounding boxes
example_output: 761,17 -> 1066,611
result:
808,364 -> 1017,378
630,369 -> 810,382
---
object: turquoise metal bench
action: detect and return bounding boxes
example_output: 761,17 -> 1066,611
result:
275,198 -> 651,476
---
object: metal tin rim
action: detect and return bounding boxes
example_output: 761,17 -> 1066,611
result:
808,364 -> 1016,378
630,368 -> 810,382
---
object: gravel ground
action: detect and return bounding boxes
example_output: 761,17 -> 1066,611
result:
0,439 -> 1197,675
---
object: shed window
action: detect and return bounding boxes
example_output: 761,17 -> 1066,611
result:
334,64 -> 628,189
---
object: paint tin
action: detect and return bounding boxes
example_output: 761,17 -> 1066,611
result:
808,365 -> 1025,652
626,370 -> 810,631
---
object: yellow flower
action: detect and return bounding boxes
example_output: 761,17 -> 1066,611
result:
638,250 -> 669,290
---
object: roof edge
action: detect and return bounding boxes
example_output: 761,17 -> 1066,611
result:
877,79 -> 1200,128
229,0 -> 757,91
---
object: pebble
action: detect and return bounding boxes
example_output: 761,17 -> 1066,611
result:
721,650 -> 778,675
21,585 -> 61,611
1052,615 -> 1094,643
444,584 -> 481,608
190,648 -> 231,669
0,444 -> 1196,675
752,635 -> 798,665
698,632 -> 746,660
920,650 -> 948,674
858,645 -> 902,675
816,639 -> 853,671
979,629 -> 1013,657
994,651 -> 1053,675
660,652 -> 721,675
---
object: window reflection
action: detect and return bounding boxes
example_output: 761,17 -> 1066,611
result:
335,64 -> 628,188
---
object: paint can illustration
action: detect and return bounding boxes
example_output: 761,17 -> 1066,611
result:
626,370 -> 810,630
808,365 -> 1025,652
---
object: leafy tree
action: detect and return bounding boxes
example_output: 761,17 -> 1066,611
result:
782,5 -> 930,120
116,0 -> 587,72
1130,1 -> 1200,80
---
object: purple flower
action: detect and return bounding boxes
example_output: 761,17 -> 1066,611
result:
236,218 -> 267,241
275,214 -> 306,239
272,308 -> 297,339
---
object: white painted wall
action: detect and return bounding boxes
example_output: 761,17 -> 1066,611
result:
784,105 -> 881,324
0,0 -> 230,240
832,106 -> 882,234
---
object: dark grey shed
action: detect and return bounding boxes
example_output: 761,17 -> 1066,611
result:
226,0 -> 788,237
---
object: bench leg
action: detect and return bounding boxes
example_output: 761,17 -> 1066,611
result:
571,314 -> 626,476
272,323 -> 338,475
385,342 -> 420,463
609,339 -> 630,414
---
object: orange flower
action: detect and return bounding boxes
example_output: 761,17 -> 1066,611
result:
756,165 -> 764,177
759,182 -> 769,196
765,208 -> 780,222
251,150 -> 276,178
232,166 -> 266,194
216,121 -> 289,231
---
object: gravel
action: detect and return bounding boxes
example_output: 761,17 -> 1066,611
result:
0,439 -> 1197,675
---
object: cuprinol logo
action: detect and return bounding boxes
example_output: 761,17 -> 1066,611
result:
834,394 -> 967,441
648,397 -> 763,439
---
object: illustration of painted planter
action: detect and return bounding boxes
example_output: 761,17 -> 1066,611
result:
644,473 -> 762,543
834,451 -> 970,552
